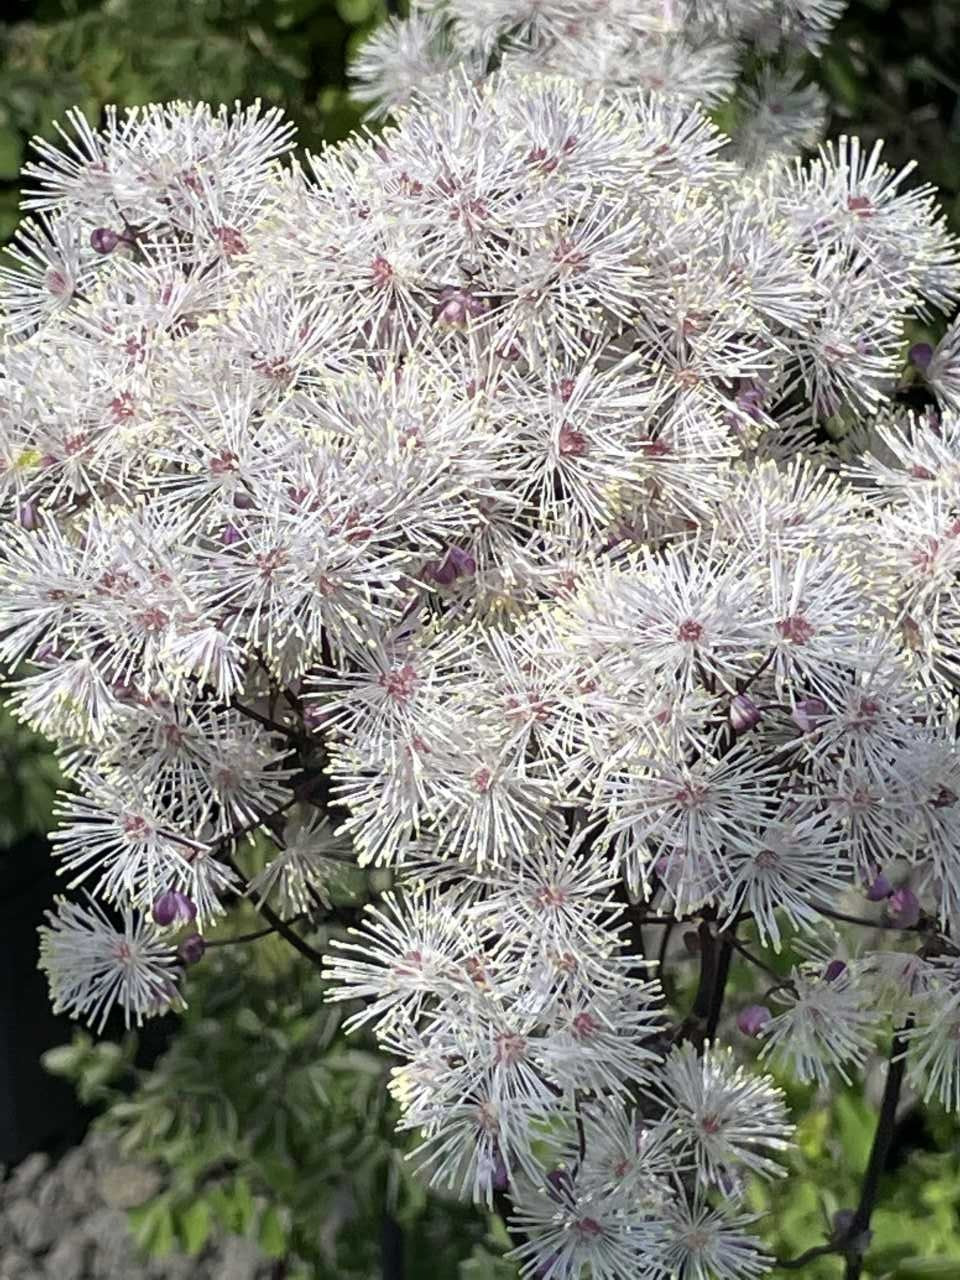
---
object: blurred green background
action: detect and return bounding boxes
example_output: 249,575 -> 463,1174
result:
1,0 -> 959,1276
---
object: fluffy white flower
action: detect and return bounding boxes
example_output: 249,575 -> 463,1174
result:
38,895 -> 180,1031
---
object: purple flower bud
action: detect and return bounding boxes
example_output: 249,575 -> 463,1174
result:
729,693 -> 761,733
428,558 -> 456,586
177,933 -> 206,965
18,501 -> 38,530
429,546 -> 476,586
491,1148 -> 509,1191
736,1004 -> 771,1036
433,286 -> 488,329
221,522 -> 242,546
865,873 -> 893,902
233,490 -> 255,510
823,959 -> 847,983
909,342 -> 934,371
152,889 -> 197,927
791,697 -> 829,733
90,227 -> 121,255
735,384 -> 765,422
887,887 -> 921,929
445,546 -> 476,577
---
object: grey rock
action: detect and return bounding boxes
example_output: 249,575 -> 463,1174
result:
83,1130 -> 117,1177
82,1205 -> 139,1269
0,1246 -> 34,1280
7,1196 -> 55,1252
60,1142 -> 102,1218
210,1236 -> 262,1280
97,1163 -> 163,1210
35,1170 -> 67,1215
44,1233 -> 90,1280
8,1151 -> 50,1198
148,1251 -> 205,1280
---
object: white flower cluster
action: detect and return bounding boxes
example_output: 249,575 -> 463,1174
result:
2,10 -> 960,1275
351,0 -> 836,168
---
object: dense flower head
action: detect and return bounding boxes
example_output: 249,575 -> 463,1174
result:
5,11 -> 960,1276
350,0 -> 835,174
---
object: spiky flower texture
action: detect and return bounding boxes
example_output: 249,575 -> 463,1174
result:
5,4 -> 960,1277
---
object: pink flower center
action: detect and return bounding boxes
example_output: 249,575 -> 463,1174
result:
777,614 -> 816,644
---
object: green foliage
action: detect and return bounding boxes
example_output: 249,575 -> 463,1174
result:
0,699 -> 62,842
44,911 -> 518,1278
815,0 -> 960,233
0,0 -> 385,239
752,1084 -> 960,1280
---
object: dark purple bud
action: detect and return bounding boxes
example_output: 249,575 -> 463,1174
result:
90,227 -> 121,255
152,891 -> 178,927
430,546 -> 476,586
865,873 -> 893,902
887,887 -> 921,929
428,558 -> 456,586
445,546 -> 476,577
823,959 -> 847,983
735,385 -> 765,422
221,522 -> 242,546
491,1148 -> 509,1192
153,889 -> 197,927
18,501 -> 38,530
909,342 -> 934,371
736,1004 -> 771,1037
791,697 -> 829,733
233,490 -> 255,510
177,933 -> 206,965
729,693 -> 761,733
433,286 -> 488,329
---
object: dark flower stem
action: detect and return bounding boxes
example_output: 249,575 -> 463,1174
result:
777,1018 -> 914,1275
683,918 -> 735,1048
842,1018 -> 914,1280
381,1209 -> 405,1280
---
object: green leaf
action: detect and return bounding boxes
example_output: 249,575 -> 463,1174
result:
178,1199 -> 213,1256
894,1261 -> 960,1278
0,125 -> 24,180
258,1205 -> 288,1258
232,1175 -> 257,1234
834,1093 -> 874,1175
41,1037 -> 89,1079
128,1198 -> 175,1257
